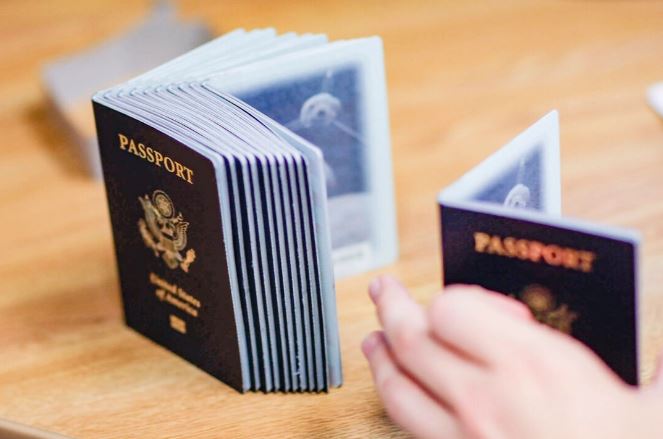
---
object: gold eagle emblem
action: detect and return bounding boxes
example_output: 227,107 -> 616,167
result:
518,284 -> 578,334
138,190 -> 196,272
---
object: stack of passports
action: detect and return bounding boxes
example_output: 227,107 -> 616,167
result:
91,29 -> 397,392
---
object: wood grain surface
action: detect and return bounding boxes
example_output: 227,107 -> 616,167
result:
1,1 -> 662,437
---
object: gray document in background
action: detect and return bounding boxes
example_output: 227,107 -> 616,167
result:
41,1 -> 211,177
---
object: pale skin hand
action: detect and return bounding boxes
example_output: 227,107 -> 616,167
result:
362,275 -> 663,439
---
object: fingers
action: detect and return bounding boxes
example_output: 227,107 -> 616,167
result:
471,286 -> 533,321
369,275 -> 481,404
368,275 -> 427,344
362,331 -> 460,439
428,285 -> 546,366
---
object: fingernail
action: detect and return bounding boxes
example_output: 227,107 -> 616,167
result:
368,277 -> 382,303
361,332 -> 380,357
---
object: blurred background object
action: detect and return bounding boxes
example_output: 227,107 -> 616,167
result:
648,82 -> 663,118
0,417 -> 71,439
41,0 -> 210,178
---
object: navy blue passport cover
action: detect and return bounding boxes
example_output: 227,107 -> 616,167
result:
93,102 -> 244,391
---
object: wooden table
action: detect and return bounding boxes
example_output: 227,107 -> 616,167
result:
2,1 -> 663,437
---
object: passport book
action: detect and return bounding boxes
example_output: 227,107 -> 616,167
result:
92,29 -> 398,392
438,111 -> 640,385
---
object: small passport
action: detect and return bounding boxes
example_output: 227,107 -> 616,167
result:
438,111 -> 640,385
92,29 -> 397,392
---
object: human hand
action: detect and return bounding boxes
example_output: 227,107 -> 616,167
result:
362,275 -> 663,439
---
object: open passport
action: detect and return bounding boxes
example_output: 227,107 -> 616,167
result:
93,29 -> 397,393
438,111 -> 640,385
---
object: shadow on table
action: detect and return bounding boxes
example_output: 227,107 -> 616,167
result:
23,98 -> 91,180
